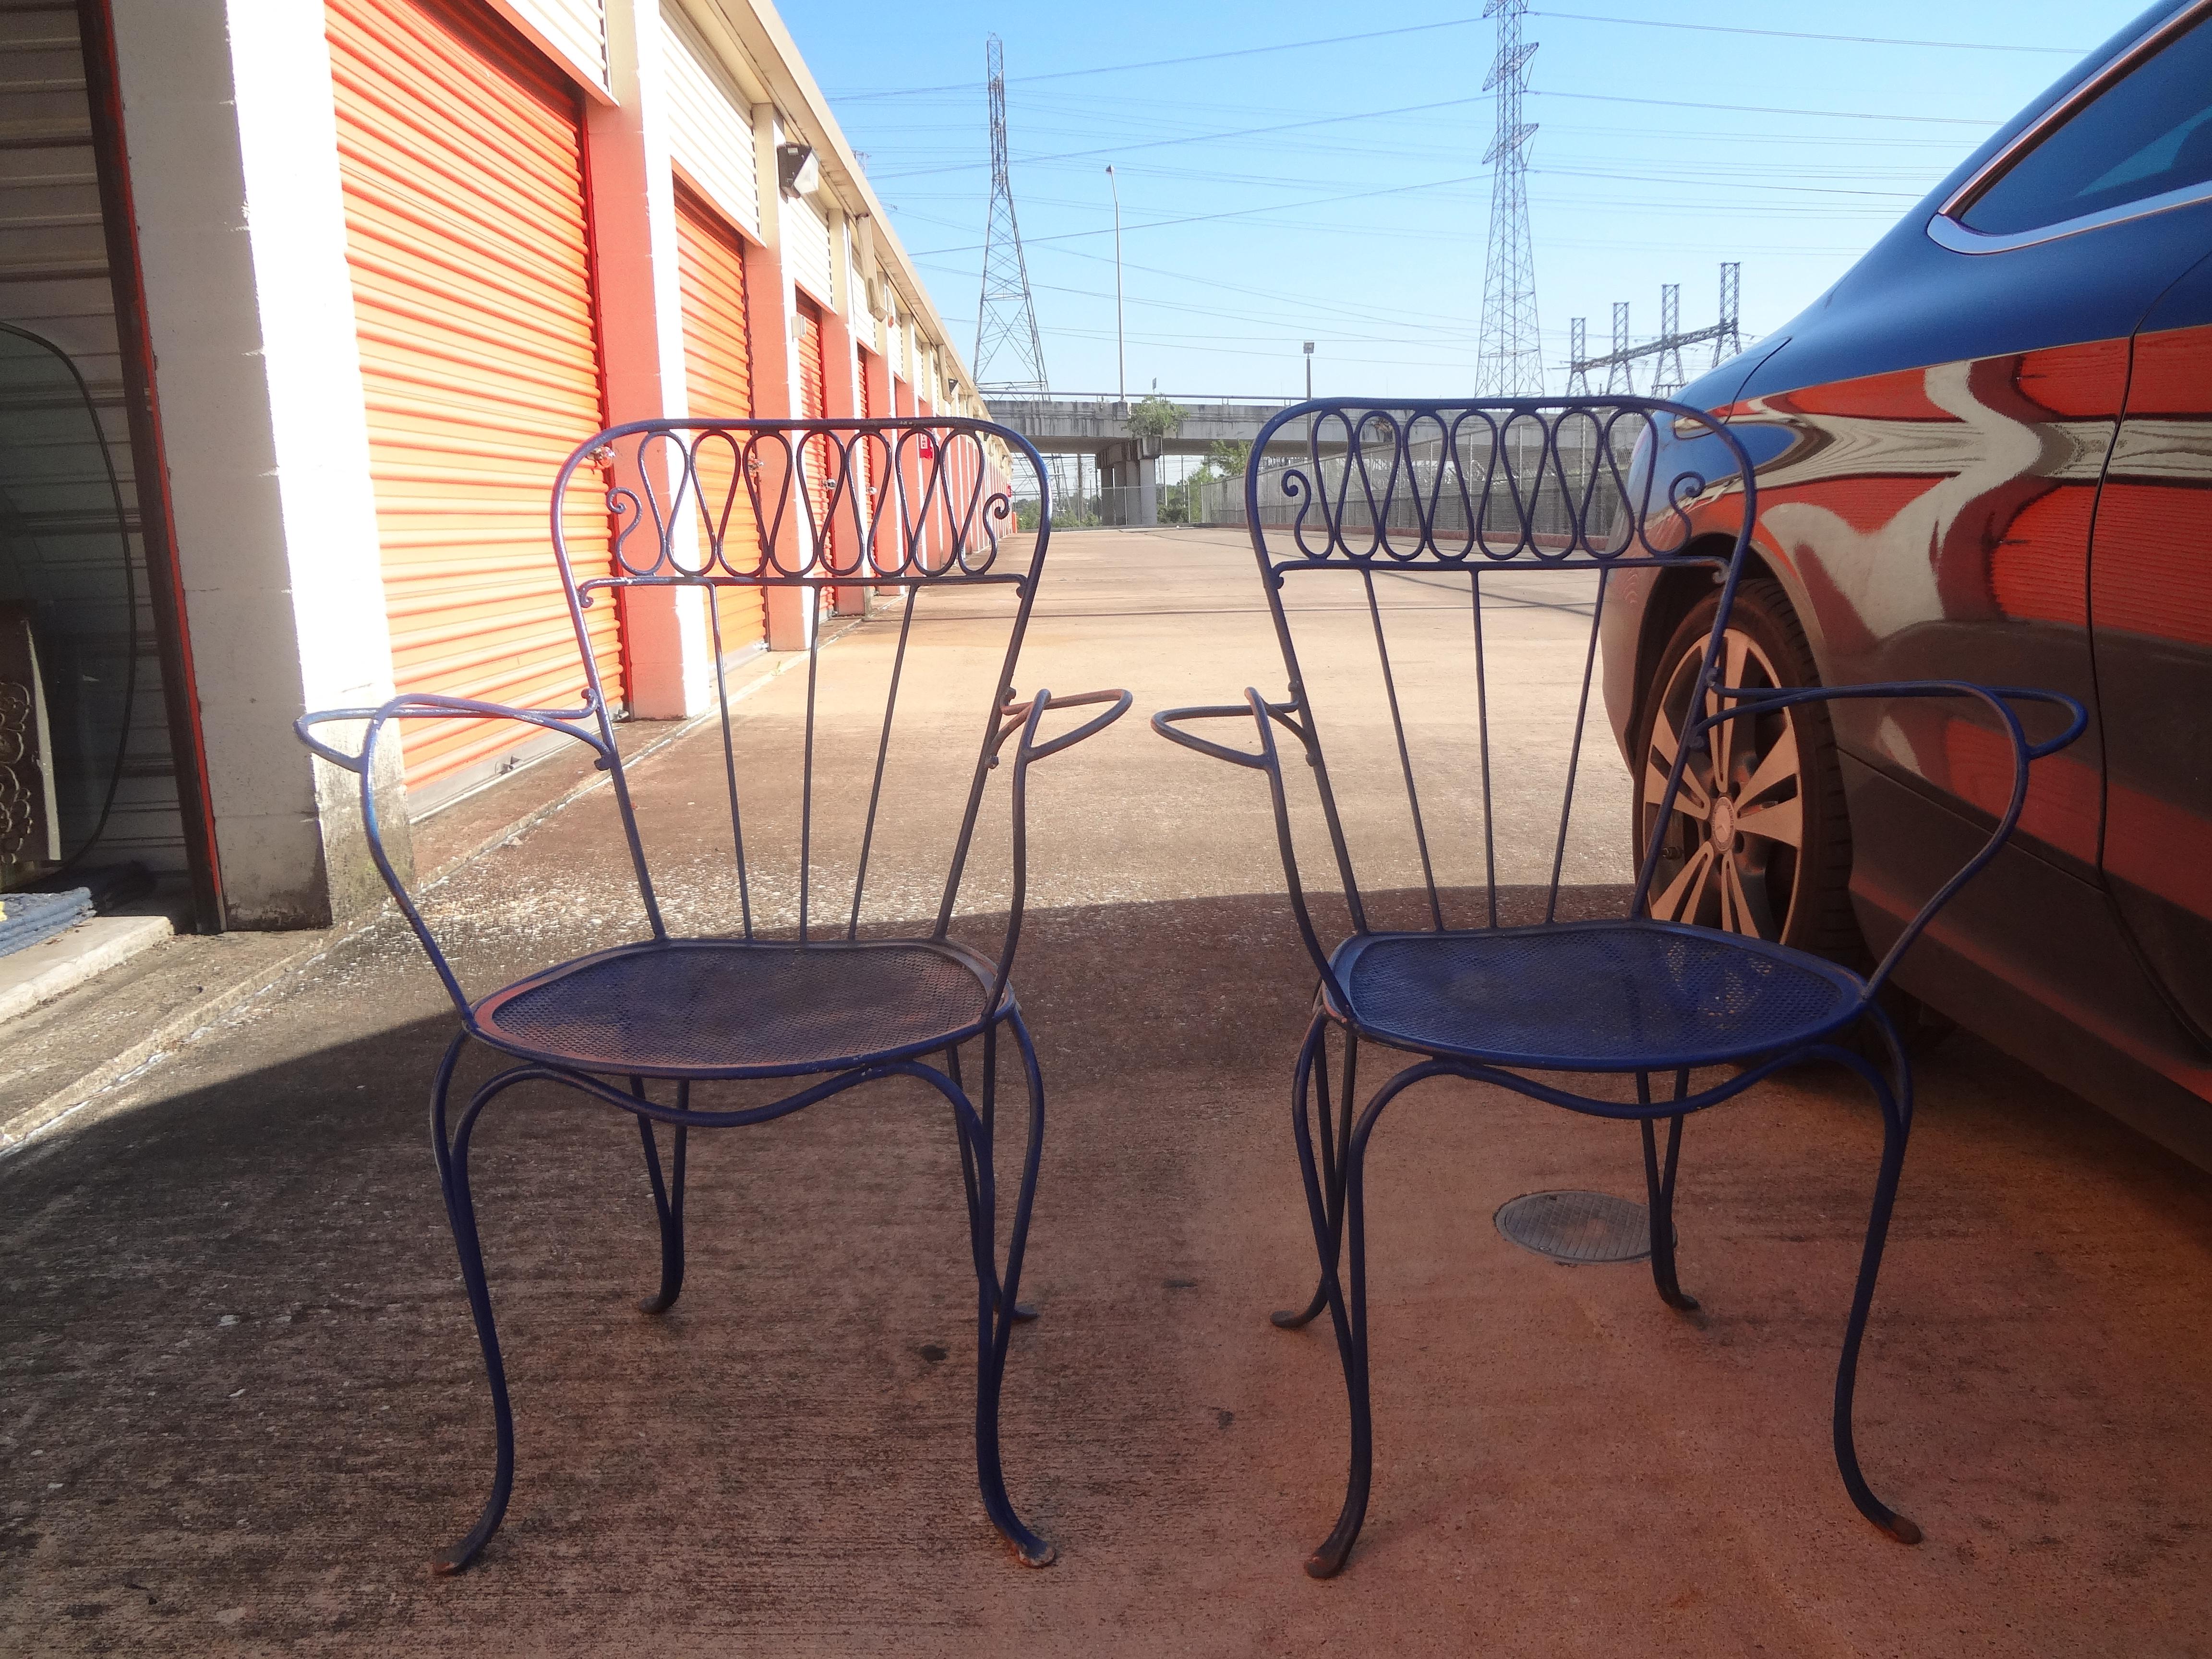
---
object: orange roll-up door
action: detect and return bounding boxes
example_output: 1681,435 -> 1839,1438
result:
794,296 -> 834,609
327,0 -> 620,794
796,295 -> 828,421
792,299 -> 831,610
672,180 -> 765,661
856,347 -> 878,589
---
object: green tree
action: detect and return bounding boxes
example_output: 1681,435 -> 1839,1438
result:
1164,438 -> 1250,525
1125,393 -> 1184,443
1201,437 -> 1250,480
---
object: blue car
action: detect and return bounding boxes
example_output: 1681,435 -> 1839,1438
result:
1600,0 -> 2212,1167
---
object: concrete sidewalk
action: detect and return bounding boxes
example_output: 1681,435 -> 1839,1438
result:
2,528 -> 2208,1656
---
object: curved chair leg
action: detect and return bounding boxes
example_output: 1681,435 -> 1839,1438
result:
1637,1070 -> 1698,1312
1300,1058 -> 1437,1580
428,1043 -> 528,1576
633,1077 -> 688,1316
946,1038 -> 1037,1324
1832,1013 -> 1923,1546
961,1013 -> 1055,1565
1276,1018 -> 1355,1330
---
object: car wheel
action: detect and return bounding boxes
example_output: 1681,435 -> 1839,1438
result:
1630,577 -> 1859,960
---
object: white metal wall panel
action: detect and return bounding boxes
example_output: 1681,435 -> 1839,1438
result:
493,0 -> 606,92
661,3 -> 757,239
784,187 -> 831,305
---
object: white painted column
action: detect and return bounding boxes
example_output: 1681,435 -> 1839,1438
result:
590,0 -> 711,718
109,0 -> 404,928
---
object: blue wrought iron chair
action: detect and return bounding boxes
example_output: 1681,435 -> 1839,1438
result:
1154,397 -> 2085,1577
298,417 -> 1126,1572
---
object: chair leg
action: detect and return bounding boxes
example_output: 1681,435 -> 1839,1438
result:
1637,1070 -> 1698,1312
633,1078 -> 688,1317
1276,1018 -> 1354,1330
429,1041 -> 521,1576
962,1013 -> 1055,1566
1301,1059 -> 1433,1580
1833,1013 -> 1923,1546
946,1038 -> 1036,1324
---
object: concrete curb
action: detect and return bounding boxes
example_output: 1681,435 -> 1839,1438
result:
0,624 -> 861,1159
0,914 -> 175,1025
0,931 -> 328,1156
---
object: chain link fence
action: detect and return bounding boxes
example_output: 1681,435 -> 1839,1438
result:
1011,483 -> 1158,529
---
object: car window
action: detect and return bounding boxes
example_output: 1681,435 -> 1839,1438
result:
1962,13 -> 2212,235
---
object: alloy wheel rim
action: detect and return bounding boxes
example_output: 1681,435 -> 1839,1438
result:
1640,626 -> 1806,940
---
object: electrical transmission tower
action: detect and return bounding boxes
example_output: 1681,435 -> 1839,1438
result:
1475,0 -> 1542,397
1567,263 -> 1745,395
973,35 -> 1047,394
1651,283 -> 1685,397
1713,260 -> 1743,365
1605,303 -> 1634,395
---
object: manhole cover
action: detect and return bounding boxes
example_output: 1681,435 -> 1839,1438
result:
1494,1190 -> 1650,1264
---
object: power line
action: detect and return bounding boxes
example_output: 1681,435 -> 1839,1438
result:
874,94 -> 1492,180
905,157 -> 1929,260
881,81 -> 1997,186
911,169 -> 1494,257
1537,86 -> 2001,125
831,17 -> 1494,101
830,11 -> 2084,101
1534,10 -> 2083,54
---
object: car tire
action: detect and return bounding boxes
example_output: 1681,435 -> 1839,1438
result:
1629,577 -> 1860,962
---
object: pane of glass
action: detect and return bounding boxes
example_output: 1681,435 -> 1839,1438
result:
1963,16 -> 2212,234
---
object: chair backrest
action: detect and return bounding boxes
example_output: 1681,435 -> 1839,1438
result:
544,416 -> 1052,972
1239,397 -> 1759,938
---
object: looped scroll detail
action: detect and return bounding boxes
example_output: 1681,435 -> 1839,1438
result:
1254,398 -> 1735,566
559,419 -> 1030,596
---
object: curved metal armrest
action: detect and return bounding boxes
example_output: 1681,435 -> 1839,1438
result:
1153,690 -> 1348,1002
296,694 -> 611,773
1673,680 -> 2088,997
980,687 -> 1131,1008
292,692 -> 617,1016
1151,701 -> 1275,770
996,687 -> 1133,765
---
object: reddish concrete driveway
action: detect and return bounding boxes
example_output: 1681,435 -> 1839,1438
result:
2,528 -> 2208,1656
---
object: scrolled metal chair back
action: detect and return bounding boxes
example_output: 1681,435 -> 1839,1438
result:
540,416 -> 1051,983
1238,396 -> 1757,950
585,418 -> 1022,587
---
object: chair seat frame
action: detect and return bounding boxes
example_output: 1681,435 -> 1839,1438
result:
1154,395 -> 2087,1576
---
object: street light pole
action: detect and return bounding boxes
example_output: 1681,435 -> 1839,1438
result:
1303,339 -> 1314,401
1106,164 -> 1125,415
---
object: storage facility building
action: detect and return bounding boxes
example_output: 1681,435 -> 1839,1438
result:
0,0 -> 985,930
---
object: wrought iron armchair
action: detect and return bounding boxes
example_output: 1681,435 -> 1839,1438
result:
1154,397 -> 2084,1576
298,417 -> 1126,1571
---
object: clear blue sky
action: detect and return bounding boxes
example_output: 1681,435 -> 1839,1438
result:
783,1 -> 2149,400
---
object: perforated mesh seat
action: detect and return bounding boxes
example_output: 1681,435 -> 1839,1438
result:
1328,920 -> 1864,1070
472,938 -> 1001,1077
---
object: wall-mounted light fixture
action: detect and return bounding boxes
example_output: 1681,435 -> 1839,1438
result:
777,141 -> 819,198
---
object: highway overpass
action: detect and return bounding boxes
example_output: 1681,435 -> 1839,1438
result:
985,393 -> 1342,523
